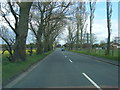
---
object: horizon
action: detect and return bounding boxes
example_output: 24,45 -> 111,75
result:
0,1 -> 119,45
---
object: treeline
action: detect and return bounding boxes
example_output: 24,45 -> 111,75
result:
0,0 -> 113,62
0,1 -> 71,61
65,1 -> 112,55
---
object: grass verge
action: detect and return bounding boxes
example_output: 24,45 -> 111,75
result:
2,50 -> 53,84
69,50 -> 119,61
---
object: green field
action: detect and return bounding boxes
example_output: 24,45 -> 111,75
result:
1,50 -> 53,84
70,49 -> 119,61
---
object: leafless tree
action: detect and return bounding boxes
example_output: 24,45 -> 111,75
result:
0,26 -> 15,61
1,1 -> 33,61
67,22 -> 76,50
76,1 -> 88,49
29,2 -> 71,53
106,0 -> 112,55
89,0 -> 97,51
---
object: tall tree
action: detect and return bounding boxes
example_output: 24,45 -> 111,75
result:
43,2 -> 71,52
29,2 -> 47,54
1,2 -> 19,61
76,2 -> 88,50
106,0 -> 112,55
13,2 -> 33,61
30,2 -> 71,53
89,0 -> 97,51
67,22 -> 76,50
1,2 -> 34,61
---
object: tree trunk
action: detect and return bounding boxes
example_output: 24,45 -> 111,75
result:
36,27 -> 43,54
36,38 -> 43,55
106,30 -> 111,55
36,10 -> 44,54
90,10 -> 92,52
80,29 -> 83,49
13,2 -> 32,61
36,42 -> 43,54
76,23 -> 79,49
44,37 -> 49,52
44,36 -> 51,52
105,1 -> 111,55
89,1 -> 96,52
49,41 -> 53,51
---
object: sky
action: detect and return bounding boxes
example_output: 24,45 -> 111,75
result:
87,2 -> 118,44
59,1 -> 118,45
0,1 -> 119,45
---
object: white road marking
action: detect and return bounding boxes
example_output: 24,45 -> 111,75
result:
69,59 -> 73,63
82,73 -> 102,90
65,56 -> 67,58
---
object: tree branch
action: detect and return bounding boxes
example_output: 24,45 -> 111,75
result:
3,16 -> 17,34
29,22 -> 37,37
8,2 -> 18,23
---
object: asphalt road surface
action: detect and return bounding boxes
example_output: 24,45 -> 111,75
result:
10,48 -> 118,89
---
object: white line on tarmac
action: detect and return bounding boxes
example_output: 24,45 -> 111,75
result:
82,73 -> 102,90
69,59 -> 73,63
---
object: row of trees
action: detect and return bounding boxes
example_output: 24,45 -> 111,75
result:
0,0 -> 113,62
0,1 -> 71,61
66,0 -> 112,55
65,0 -> 96,50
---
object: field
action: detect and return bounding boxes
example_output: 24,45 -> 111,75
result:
1,49 -> 53,84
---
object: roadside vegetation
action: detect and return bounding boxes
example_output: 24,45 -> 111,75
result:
69,49 -> 119,61
2,50 -> 53,84
62,1 -> 119,62
0,0 -> 119,86
0,2 -> 71,85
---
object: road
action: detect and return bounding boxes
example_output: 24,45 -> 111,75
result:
7,48 -> 118,89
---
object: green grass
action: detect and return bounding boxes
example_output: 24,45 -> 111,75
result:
70,49 -> 119,61
0,55 -> 2,84
2,50 -> 53,83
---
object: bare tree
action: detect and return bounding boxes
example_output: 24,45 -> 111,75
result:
105,0 -> 112,55
75,2 -> 88,50
0,26 -> 15,61
1,1 -> 34,61
89,0 -> 97,51
82,24 -> 88,44
67,23 -> 76,50
13,2 -> 33,61
29,2 -> 71,53
43,2 -> 71,52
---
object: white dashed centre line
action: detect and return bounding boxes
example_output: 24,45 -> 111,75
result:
65,56 -> 67,58
69,59 -> 73,63
82,73 -> 102,90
